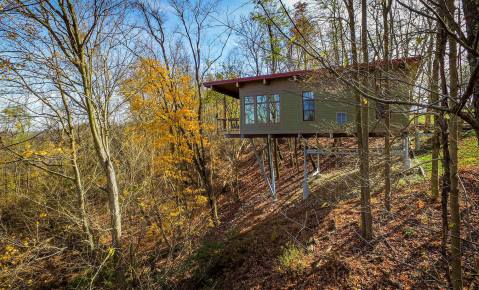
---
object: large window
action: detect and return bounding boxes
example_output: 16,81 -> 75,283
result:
336,112 -> 347,125
302,91 -> 315,121
243,94 -> 280,124
244,96 -> 255,124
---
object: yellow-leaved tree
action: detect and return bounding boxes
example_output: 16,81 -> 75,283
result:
122,59 -> 210,246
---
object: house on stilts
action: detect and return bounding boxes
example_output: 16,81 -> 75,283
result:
204,56 -> 421,200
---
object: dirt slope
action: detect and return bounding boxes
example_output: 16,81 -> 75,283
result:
181,138 -> 479,289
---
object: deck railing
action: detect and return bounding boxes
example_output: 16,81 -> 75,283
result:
216,117 -> 240,133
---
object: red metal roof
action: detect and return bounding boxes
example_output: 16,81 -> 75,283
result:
204,69 -> 311,87
203,56 -> 421,98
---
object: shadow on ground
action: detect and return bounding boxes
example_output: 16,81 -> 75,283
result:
177,140 -> 476,289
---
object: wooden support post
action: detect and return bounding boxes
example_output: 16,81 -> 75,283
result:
303,138 -> 310,200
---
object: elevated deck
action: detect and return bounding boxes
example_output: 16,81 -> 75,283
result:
224,132 -> 391,138
216,117 -> 240,134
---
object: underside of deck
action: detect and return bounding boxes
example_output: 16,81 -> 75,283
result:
224,132 -> 392,138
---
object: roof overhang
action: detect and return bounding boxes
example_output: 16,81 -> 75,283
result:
203,70 -> 309,99
204,70 -> 310,99
203,55 -> 421,99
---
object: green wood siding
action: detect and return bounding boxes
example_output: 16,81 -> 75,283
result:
238,69 -> 414,136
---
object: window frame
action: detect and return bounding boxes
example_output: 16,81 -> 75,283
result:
302,91 -> 315,121
336,112 -> 347,125
268,94 -> 280,123
244,96 -> 255,124
256,95 -> 269,124
243,94 -> 281,124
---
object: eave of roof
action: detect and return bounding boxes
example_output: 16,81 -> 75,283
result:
204,55 -> 421,98
204,69 -> 311,87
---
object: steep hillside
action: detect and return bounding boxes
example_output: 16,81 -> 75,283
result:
180,135 -> 479,289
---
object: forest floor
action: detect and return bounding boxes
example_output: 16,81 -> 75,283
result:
180,132 -> 479,289
1,133 -> 477,289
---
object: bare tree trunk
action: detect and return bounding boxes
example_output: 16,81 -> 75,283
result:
440,117 -> 451,250
336,4 -> 347,66
71,136 -> 95,250
288,138 -> 296,168
448,73 -> 463,290
445,0 -> 462,286
461,0 -> 479,143
382,0 -> 392,212
13,2 -> 125,281
307,153 -> 317,171
360,0 -> 373,240
344,0 -> 367,237
56,76 -> 95,251
425,29 -> 434,132
267,23 -> 277,73
265,137 -> 272,181
192,151 -> 219,226
207,185 -> 219,226
436,6 -> 451,284
79,58 -> 124,283
331,0 -> 341,65
384,110 -> 392,211
170,0 -> 222,227
428,26 -> 441,202
273,138 -> 280,178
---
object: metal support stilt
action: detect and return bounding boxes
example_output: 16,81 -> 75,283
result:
403,134 -> 411,170
313,134 -> 320,176
267,135 -> 277,201
303,139 -> 310,200
250,139 -> 275,201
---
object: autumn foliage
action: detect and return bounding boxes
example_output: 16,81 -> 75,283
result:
123,59 -> 211,239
